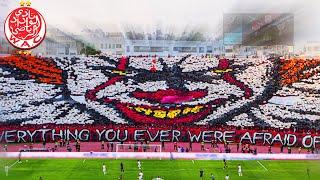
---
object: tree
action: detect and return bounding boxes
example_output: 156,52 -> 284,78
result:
80,46 -> 101,56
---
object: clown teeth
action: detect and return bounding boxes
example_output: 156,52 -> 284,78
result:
167,109 -> 181,119
127,105 -> 205,119
134,107 -> 152,115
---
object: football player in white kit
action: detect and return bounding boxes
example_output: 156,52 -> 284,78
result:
5,165 -> 9,177
238,164 -> 242,176
137,160 -> 142,170
225,174 -> 230,180
138,170 -> 143,180
152,176 -> 164,180
102,163 -> 107,175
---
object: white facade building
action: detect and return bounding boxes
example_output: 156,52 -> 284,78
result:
80,29 -> 224,56
33,28 -> 84,56
303,42 -> 320,57
80,29 -> 124,55
124,40 -> 219,56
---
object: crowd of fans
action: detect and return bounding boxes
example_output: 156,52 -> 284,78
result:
0,55 -> 319,130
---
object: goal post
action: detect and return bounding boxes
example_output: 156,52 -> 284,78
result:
116,143 -> 162,153
115,143 -> 162,160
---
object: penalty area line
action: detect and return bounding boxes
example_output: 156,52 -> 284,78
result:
257,160 -> 268,171
192,160 -> 195,164
82,159 -> 86,163
9,160 -> 19,169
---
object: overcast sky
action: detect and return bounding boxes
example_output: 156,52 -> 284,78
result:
1,0 -> 320,46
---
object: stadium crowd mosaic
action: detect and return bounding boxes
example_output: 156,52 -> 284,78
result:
0,55 -> 319,136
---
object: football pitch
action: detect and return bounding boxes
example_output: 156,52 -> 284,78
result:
0,158 -> 319,180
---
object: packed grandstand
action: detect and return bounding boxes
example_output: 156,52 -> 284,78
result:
0,55 -> 319,128
1,53 -> 320,180
1,0 -> 320,179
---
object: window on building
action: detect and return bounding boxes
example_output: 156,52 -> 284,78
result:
105,44 -> 108,49
207,46 -> 213,53
133,46 -> 168,52
116,44 -> 122,48
134,46 -> 149,52
101,44 -> 104,49
199,47 -> 204,53
173,47 -> 197,53
109,44 -> 112,49
225,49 -> 233,53
150,47 -> 167,52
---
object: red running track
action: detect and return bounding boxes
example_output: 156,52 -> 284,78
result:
1,142 -> 314,154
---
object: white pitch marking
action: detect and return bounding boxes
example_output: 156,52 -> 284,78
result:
9,160 -> 19,169
192,160 -> 194,164
257,160 -> 268,171
83,159 -> 86,163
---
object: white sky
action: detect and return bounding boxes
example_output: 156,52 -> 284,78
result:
1,0 -> 320,45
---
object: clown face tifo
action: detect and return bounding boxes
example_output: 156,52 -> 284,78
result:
77,55 -> 275,125
1,55 -> 319,128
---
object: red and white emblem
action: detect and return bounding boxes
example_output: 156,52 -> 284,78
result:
4,5 -> 46,50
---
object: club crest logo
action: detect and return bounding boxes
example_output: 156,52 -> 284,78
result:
4,0 -> 46,50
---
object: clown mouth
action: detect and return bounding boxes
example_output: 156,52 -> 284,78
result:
115,98 -> 227,124
113,89 -> 223,123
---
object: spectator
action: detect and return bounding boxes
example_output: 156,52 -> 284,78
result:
201,141 -> 205,151
174,142 -> 177,151
268,146 -> 272,154
101,141 -> 105,150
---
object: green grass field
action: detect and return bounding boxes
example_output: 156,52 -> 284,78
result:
0,158 -> 319,180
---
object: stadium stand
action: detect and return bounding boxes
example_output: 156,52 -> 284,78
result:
0,55 -> 319,129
